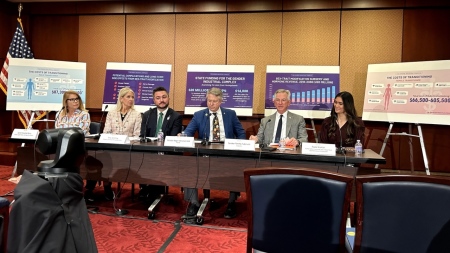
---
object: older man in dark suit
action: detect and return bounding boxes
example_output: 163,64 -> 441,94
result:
183,87 -> 246,219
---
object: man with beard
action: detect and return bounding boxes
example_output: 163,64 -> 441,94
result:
138,86 -> 183,199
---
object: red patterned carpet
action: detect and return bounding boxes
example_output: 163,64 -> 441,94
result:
0,165 -> 248,252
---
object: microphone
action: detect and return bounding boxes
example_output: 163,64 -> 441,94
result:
55,106 -> 65,120
201,112 -> 211,146
140,109 -> 152,143
94,104 -> 108,139
338,126 -> 346,155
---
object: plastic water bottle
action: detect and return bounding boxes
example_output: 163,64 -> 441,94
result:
180,131 -> 187,137
157,129 -> 164,142
355,140 -> 363,155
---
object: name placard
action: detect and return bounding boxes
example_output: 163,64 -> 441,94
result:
224,139 -> 255,151
11,129 -> 39,140
98,134 -> 130,144
302,142 -> 336,156
164,136 -> 195,147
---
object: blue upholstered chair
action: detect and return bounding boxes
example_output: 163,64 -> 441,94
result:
354,174 -> 450,253
89,122 -> 102,135
244,167 -> 354,253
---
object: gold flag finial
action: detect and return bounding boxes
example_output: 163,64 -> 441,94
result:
18,3 -> 23,18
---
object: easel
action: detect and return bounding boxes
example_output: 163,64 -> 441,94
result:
375,122 -> 430,175
11,111 -> 52,178
306,119 -> 319,143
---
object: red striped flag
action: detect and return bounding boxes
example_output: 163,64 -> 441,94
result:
0,18 -> 46,129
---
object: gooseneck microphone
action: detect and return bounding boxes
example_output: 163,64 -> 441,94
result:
338,125 -> 346,155
55,106 -> 65,120
99,104 -> 108,128
201,112 -> 211,146
140,108 -> 152,143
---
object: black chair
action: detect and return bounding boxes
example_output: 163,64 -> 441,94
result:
244,167 -> 354,253
354,174 -> 450,253
89,122 -> 102,135
0,197 -> 10,253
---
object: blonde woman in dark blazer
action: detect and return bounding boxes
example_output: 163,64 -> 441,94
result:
85,87 -> 142,202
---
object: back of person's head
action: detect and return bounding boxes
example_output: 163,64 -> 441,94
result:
207,87 -> 223,101
116,87 -> 135,111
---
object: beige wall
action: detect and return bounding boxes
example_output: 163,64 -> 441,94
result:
79,10 -> 404,115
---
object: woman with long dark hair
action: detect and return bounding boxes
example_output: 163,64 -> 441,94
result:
319,91 -> 365,147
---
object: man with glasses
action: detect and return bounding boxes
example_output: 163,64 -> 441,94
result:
182,87 -> 246,219
249,88 -> 308,147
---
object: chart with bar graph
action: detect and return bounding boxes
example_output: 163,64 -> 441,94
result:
265,65 -> 340,118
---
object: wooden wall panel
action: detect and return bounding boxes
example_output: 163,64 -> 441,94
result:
126,15 -> 176,104
30,16 -> 79,62
227,0 -> 282,12
340,10 -> 403,115
283,0 -> 342,10
342,0 -> 405,9
78,15 -> 125,108
174,0 -> 226,13
174,14 -> 227,111
227,13 -> 282,114
125,1 -> 175,13
281,11 -> 340,65
402,9 -> 450,62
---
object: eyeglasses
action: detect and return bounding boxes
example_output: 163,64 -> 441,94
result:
67,98 -> 80,102
274,98 -> 288,103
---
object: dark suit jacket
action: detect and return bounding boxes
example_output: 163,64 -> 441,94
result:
8,170 -> 97,253
140,107 -> 182,138
184,107 -> 246,140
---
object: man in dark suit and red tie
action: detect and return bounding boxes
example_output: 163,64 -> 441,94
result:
182,87 -> 246,219
139,86 -> 183,199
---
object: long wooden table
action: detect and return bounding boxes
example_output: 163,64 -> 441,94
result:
82,139 -> 385,192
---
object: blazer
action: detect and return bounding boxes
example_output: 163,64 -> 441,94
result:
140,107 -> 182,138
184,107 -> 246,140
256,111 -> 308,145
103,109 -> 142,137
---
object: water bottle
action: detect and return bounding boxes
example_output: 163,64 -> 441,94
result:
180,131 -> 187,137
157,129 -> 164,142
355,140 -> 363,155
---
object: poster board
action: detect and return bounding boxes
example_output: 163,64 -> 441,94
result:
265,65 -> 340,118
362,60 -> 450,125
6,58 -> 86,111
102,62 -> 172,113
184,64 -> 254,116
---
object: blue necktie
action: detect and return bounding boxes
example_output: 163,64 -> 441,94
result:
274,115 -> 283,143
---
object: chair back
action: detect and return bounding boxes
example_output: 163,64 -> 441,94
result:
354,174 -> 450,253
244,167 -> 353,253
89,122 -> 102,135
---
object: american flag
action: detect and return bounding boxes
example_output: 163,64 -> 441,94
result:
0,19 -> 46,128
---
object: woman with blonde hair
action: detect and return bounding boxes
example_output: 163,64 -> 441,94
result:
85,87 -> 142,201
103,86 -> 142,136
55,90 -> 90,134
